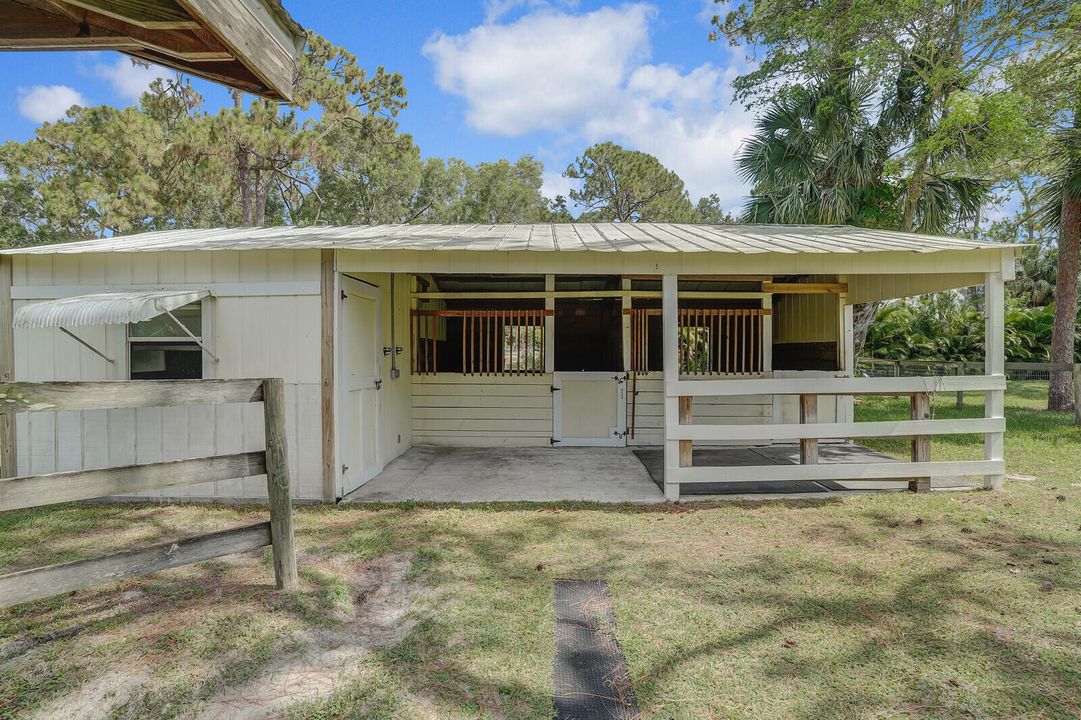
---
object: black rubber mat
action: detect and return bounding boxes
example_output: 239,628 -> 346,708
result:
553,579 -> 640,719
633,446 -> 889,495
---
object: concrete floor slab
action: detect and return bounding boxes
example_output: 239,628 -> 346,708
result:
343,446 -> 665,503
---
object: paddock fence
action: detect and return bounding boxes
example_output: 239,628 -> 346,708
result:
664,374 -> 1009,498
0,378 -> 297,609
858,358 -> 1081,421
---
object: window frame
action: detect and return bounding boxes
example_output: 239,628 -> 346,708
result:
126,300 -> 212,380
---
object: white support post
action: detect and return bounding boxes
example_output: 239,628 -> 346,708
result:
840,296 -> 855,425
984,272 -> 1006,489
662,274 -> 680,501
544,274 -> 555,374
621,276 -> 632,372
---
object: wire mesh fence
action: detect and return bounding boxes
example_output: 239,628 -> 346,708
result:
857,358 -> 1081,423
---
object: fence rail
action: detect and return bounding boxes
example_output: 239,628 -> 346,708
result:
857,358 -> 1081,424
0,378 -> 297,610
663,374 -> 1007,498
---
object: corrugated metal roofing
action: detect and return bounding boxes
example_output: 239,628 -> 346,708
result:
0,224 -> 1017,255
13,290 -> 209,329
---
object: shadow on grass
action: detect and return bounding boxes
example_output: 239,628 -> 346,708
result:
320,504 -> 1081,719
4,497 -> 1081,719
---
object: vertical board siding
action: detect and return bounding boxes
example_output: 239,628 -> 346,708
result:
10,251 -> 324,501
626,374 -> 773,446
14,385 -> 322,501
411,374 -> 554,447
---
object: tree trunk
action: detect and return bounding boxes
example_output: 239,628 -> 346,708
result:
901,152 -> 928,232
1049,187 -> 1080,411
237,149 -> 253,226
232,90 -> 254,226
851,301 -> 881,358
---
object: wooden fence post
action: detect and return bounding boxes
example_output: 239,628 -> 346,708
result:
909,392 -> 931,492
799,394 -> 818,464
262,378 -> 298,590
1073,364 -> 1080,427
954,362 -> 965,410
679,396 -> 693,468
0,255 -> 14,479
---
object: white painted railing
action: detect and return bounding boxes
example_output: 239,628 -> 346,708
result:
662,374 -> 1007,499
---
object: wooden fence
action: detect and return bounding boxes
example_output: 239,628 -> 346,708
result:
663,374 -> 1008,499
0,378 -> 297,609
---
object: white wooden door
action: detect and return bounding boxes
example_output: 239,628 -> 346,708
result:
553,372 -> 627,446
338,276 -> 382,496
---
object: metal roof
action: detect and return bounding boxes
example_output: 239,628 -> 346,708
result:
13,290 -> 209,329
1,224 -> 1018,256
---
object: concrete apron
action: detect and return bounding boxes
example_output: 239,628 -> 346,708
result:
342,446 -> 665,503
341,444 -> 983,504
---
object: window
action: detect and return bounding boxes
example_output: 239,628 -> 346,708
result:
128,301 -> 204,380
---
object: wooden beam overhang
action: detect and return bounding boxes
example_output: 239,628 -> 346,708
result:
0,0 -> 303,100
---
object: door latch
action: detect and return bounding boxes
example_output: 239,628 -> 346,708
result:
374,379 -> 383,390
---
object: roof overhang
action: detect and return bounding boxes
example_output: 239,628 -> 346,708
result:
14,289 -> 209,329
0,0 -> 305,100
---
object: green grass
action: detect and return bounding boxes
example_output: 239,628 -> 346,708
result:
1,382 -> 1080,719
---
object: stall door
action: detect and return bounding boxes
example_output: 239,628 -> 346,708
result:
338,276 -> 382,496
553,372 -> 627,446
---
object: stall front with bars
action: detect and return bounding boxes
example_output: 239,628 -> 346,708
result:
407,274 -> 789,448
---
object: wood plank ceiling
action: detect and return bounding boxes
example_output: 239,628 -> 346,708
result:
0,0 -> 304,100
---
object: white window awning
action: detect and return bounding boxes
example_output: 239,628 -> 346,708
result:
13,290 -> 210,329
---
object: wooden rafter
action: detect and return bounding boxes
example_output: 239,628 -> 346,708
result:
0,0 -> 302,100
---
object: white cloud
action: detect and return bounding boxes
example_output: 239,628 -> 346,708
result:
17,85 -> 85,123
97,58 -> 165,101
424,3 -> 753,206
484,0 -> 578,23
541,168 -> 577,202
425,4 -> 654,136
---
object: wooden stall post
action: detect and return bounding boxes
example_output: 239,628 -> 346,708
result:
262,378 -> 298,590
909,392 -> 931,492
0,255 -> 13,478
319,249 -> 337,502
799,394 -> 818,464
678,396 -> 693,468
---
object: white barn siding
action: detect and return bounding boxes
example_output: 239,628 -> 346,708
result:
12,250 -> 324,502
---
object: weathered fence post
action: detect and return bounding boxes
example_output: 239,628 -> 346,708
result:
954,362 -> 965,410
799,393 -> 818,464
1073,364 -> 1081,427
909,392 -> 931,492
0,255 -> 14,479
262,378 -> 298,590
678,396 -> 693,468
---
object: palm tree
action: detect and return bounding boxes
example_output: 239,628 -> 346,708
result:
736,73 -> 890,226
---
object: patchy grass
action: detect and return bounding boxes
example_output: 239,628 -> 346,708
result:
2,383 -> 1080,719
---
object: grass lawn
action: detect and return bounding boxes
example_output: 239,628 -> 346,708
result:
2,382 -> 1080,719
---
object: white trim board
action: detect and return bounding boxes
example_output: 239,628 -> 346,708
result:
13,282 -> 320,300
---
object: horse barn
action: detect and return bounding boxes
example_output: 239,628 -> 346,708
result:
0,224 -> 1021,503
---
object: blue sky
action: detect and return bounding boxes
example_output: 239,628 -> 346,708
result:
2,1 -> 755,211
